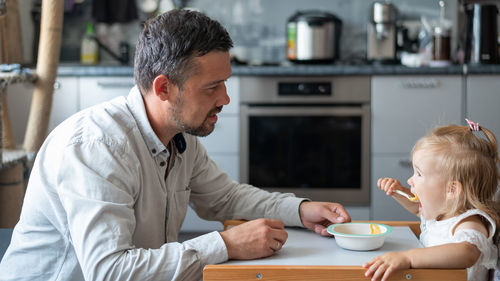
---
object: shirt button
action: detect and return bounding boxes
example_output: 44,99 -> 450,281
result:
160,161 -> 166,167
152,149 -> 157,154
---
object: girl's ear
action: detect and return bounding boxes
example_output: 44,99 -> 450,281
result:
152,75 -> 172,101
446,181 -> 463,199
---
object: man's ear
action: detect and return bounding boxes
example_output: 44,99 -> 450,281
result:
446,181 -> 463,199
152,75 -> 172,101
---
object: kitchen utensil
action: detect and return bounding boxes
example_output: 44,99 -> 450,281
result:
394,190 -> 419,202
286,10 -> 342,63
327,223 -> 393,251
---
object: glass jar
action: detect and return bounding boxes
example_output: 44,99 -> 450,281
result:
432,26 -> 451,61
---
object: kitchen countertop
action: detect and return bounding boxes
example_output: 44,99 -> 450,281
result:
56,63 -> 500,77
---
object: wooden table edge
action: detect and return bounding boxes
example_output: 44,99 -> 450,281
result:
203,265 -> 466,281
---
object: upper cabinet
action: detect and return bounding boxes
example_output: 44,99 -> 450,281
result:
372,75 -> 464,154
466,75 -> 500,138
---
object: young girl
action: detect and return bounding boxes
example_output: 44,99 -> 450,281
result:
363,120 -> 500,281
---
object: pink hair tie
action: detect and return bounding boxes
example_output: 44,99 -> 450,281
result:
465,118 -> 480,131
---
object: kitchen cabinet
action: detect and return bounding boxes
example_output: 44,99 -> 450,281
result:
371,155 -> 416,221
466,75 -> 500,137
197,77 -> 240,181
371,75 -> 464,220
6,77 -> 79,144
6,74 -> 241,233
79,77 -> 135,109
182,77 -> 241,231
76,76 -> 241,232
372,75 -> 463,154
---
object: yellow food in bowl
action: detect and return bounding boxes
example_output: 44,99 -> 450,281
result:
370,224 -> 382,235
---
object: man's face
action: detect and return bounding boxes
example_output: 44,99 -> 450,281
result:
169,51 -> 232,137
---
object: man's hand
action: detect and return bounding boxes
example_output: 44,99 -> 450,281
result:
299,201 -> 351,236
219,218 -> 288,260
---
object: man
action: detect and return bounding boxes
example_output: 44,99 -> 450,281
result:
0,10 -> 350,280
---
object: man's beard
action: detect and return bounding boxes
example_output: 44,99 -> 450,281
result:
170,92 -> 222,137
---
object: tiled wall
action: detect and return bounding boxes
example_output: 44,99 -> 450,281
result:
19,0 -> 460,64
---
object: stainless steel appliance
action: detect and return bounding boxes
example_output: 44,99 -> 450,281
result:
464,3 -> 499,64
239,76 -> 370,205
286,11 -> 342,63
367,1 -> 398,63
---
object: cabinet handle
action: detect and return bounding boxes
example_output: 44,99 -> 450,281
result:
400,79 -> 440,89
398,160 -> 412,168
53,81 -> 61,90
97,82 -> 135,88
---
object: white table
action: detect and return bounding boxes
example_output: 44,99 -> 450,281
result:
203,223 -> 467,281
224,227 -> 422,266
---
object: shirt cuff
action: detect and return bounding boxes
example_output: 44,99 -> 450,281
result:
278,196 -> 311,227
182,231 -> 228,266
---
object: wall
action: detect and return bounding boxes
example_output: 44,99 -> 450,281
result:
16,0 -> 461,65
192,0 -> 458,63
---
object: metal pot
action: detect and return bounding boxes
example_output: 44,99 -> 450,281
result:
286,10 -> 342,63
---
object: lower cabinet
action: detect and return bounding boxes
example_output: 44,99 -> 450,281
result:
371,155 -> 417,221
466,75 -> 500,137
371,75 -> 464,221
79,77 -> 135,109
6,77 -> 79,144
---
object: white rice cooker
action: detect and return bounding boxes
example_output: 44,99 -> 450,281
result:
286,10 -> 342,63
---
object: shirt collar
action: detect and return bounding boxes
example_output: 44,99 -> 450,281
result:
126,86 -> 187,156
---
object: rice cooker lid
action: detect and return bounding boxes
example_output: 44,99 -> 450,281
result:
288,10 -> 341,26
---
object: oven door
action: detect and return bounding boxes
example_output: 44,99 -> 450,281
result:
240,104 -> 370,205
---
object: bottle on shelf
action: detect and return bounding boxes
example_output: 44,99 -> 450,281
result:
80,22 -> 98,65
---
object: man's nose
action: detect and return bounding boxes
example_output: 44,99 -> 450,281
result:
217,84 -> 230,107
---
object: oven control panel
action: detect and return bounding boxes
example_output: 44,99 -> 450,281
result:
278,82 -> 331,96
239,76 -> 370,104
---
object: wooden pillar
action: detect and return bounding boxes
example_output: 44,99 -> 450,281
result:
0,162 -> 25,228
0,0 -> 23,63
0,0 -> 23,149
23,0 -> 64,152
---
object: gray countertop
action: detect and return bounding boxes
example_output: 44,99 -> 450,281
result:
56,63 -> 500,77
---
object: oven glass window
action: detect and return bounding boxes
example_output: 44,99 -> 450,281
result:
249,115 -> 361,188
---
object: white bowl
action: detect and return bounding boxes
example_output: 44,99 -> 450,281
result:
327,222 -> 393,251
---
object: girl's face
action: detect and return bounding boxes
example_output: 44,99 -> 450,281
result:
407,148 -> 449,220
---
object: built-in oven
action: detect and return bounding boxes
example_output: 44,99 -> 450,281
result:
239,76 -> 370,205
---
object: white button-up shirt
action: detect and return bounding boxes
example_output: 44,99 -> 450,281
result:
0,86 -> 305,281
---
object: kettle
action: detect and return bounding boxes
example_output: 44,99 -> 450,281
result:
464,4 -> 499,64
286,10 -> 342,63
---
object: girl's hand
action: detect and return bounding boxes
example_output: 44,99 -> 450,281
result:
363,251 -> 411,281
377,177 -> 404,196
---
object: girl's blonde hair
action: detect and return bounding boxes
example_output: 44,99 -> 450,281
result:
412,123 -> 500,226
